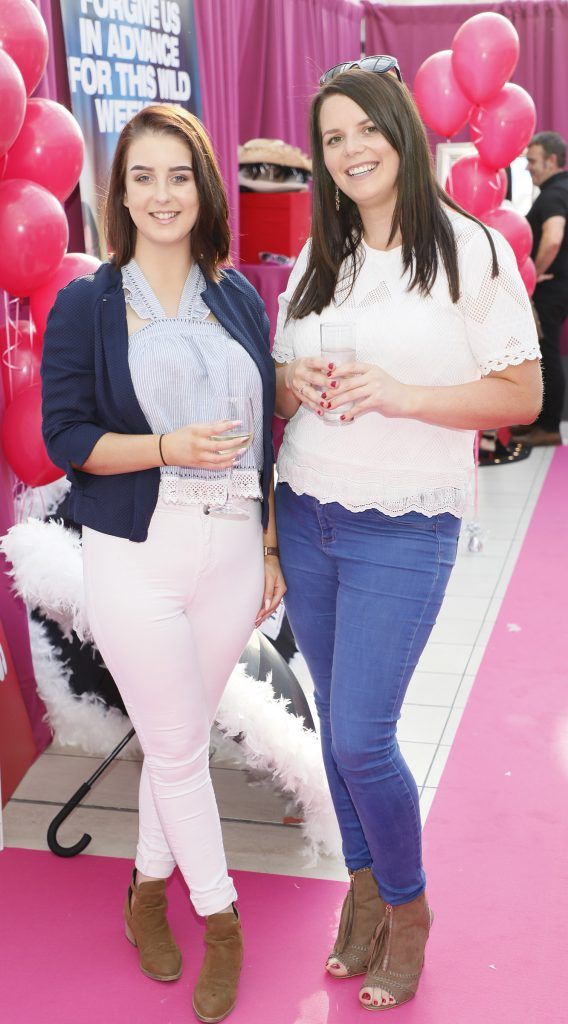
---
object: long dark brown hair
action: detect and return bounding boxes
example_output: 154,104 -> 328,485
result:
288,70 -> 498,320
104,105 -> 230,280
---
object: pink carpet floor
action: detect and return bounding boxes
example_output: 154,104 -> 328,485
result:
2,449 -> 568,1023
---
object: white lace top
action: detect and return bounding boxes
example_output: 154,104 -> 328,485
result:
272,212 -> 540,518
123,259 -> 263,505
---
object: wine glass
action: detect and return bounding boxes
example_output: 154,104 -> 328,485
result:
205,396 -> 255,519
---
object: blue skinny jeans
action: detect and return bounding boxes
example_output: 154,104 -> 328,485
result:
276,482 -> 460,905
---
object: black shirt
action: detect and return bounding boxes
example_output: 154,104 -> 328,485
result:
526,170 -> 568,281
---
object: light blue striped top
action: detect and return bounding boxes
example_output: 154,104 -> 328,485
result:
123,259 -> 263,505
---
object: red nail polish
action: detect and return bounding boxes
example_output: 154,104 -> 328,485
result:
330,380 -> 337,388
340,414 -> 345,421
321,392 -> 327,399
326,402 -> 332,409
317,410 -> 323,416
320,400 -> 325,407
326,371 -> 332,377
328,362 -> 334,370
361,993 -> 371,1002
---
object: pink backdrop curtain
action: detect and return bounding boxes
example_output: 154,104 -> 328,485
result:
194,0 -> 241,260
196,0 -> 361,259
236,0 -> 362,154
362,1 -> 568,146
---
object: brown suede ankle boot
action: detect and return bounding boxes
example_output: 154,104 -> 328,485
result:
359,891 -> 433,1010
192,905 -> 243,1024
124,869 -> 182,982
326,867 -> 386,978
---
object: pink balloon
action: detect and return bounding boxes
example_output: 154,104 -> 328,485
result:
481,207 -> 533,267
3,98 -> 85,202
452,13 -> 520,105
0,49 -> 26,159
518,257 -> 537,297
1,383 -> 64,487
0,180 -> 68,298
413,50 -> 472,139
0,0 -> 49,96
30,253 -> 101,338
445,156 -> 507,217
0,323 -> 42,401
469,84 -> 537,171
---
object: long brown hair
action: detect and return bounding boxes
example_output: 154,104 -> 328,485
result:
104,105 -> 230,280
288,70 -> 498,320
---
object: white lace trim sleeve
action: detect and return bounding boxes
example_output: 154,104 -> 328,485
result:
457,221 -> 541,376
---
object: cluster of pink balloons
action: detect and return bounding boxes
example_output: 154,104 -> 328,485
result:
413,12 -> 537,294
0,0 -> 100,487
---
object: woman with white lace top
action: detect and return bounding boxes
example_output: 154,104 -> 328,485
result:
41,105 -> 284,1024
273,61 -> 542,1013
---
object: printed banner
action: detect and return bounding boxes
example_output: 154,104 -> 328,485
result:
59,0 -> 202,257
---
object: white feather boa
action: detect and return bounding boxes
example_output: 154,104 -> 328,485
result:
1,516 -> 341,860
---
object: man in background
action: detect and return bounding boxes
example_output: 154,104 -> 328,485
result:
515,132 -> 568,446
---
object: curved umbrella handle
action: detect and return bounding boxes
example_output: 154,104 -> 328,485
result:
46,727 -> 136,857
47,783 -> 93,857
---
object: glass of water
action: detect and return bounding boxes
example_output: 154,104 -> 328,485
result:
320,322 -> 357,425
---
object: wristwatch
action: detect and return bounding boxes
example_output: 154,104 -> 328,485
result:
263,545 -> 280,557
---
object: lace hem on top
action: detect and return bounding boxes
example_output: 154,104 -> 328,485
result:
478,344 -> 541,376
159,469 -> 262,505
277,450 -> 471,518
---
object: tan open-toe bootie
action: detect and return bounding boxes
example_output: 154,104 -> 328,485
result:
326,867 -> 386,979
124,869 -> 182,982
359,891 -> 433,1010
192,905 -> 243,1023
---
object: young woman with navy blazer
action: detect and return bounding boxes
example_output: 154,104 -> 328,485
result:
41,105 -> 284,1024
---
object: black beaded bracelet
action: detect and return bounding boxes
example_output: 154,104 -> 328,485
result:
158,434 -> 168,466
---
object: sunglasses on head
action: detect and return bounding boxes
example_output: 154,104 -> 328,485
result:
319,55 -> 402,88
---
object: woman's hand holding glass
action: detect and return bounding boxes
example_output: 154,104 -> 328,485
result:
160,421 -> 247,470
284,358 -> 330,416
324,362 -> 409,421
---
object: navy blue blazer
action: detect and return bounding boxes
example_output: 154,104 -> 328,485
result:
41,261 -> 275,541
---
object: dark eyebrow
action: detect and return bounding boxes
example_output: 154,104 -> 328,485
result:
128,164 -> 193,171
322,118 -> 374,139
